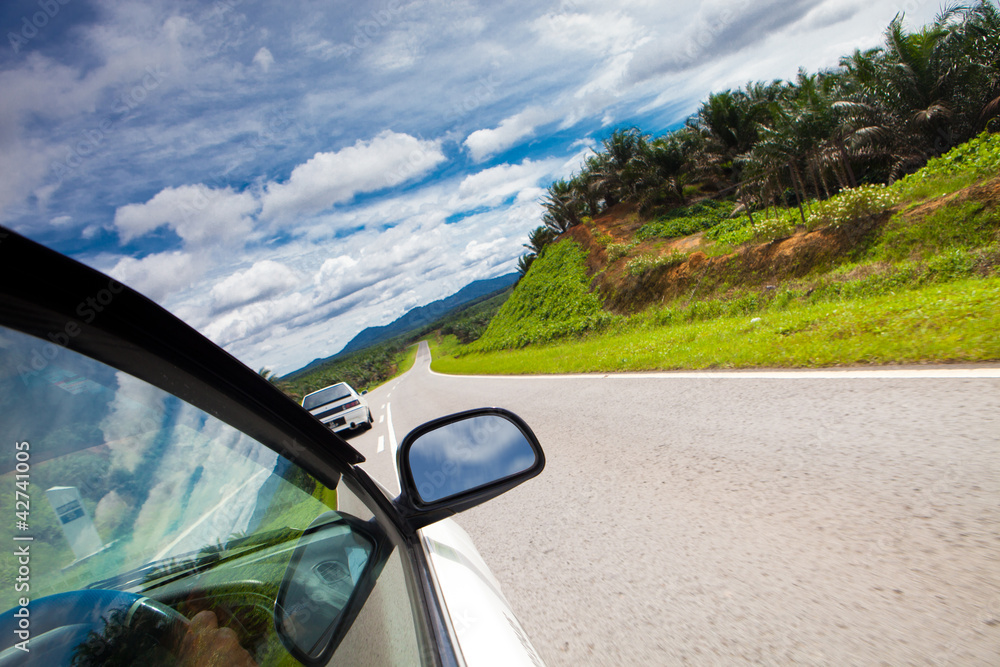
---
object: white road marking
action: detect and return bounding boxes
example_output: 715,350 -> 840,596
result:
379,414 -> 384,424
381,403 -> 386,410
377,435 -> 385,453
429,367 -> 1000,380
386,402 -> 399,480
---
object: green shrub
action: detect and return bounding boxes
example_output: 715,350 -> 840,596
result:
606,241 -> 637,262
897,131 -> 1000,187
636,200 -> 732,240
467,241 -> 613,351
807,184 -> 900,229
707,207 -> 799,246
925,248 -> 977,282
626,251 -> 688,277
873,201 -> 999,261
893,131 -> 1000,200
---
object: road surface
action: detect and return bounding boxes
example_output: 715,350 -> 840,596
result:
349,342 -> 1000,665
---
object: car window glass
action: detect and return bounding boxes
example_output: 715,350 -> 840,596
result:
303,384 -> 352,409
0,324 -> 419,665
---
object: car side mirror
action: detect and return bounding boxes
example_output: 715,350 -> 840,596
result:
274,512 -> 387,665
395,408 -> 544,528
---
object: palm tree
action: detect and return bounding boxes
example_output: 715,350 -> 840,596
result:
588,127 -> 647,208
833,8 -> 993,181
517,225 -> 558,278
540,179 -> 582,232
516,253 -> 535,278
524,226 -> 556,255
687,89 -> 770,186
936,1 -> 1000,132
632,131 -> 690,210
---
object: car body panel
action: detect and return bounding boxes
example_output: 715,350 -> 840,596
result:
420,520 -> 545,667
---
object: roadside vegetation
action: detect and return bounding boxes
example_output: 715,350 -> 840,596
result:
278,342 -> 412,402
434,278 -> 1000,374
468,243 -> 610,351
287,6 -> 1000,379
434,115 -> 1000,373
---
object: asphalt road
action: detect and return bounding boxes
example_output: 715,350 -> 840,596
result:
349,342 -> 1000,666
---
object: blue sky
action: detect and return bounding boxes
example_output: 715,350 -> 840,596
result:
0,0 -> 941,373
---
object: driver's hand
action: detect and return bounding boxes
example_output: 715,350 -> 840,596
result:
178,610 -> 257,667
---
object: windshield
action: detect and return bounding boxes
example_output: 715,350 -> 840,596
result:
303,384 -> 352,410
0,323 -> 338,611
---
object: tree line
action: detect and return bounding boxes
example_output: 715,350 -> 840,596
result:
520,2 -> 1000,274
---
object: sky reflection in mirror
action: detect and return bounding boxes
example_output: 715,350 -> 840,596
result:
408,415 -> 536,503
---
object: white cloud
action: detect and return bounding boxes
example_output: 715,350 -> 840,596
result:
202,291 -> 315,348
253,47 -> 275,72
114,184 -> 259,247
210,260 -> 300,313
366,31 -> 421,72
625,0 -> 819,84
109,250 -> 203,302
0,138 -> 60,223
532,11 -> 645,56
99,371 -> 166,472
313,255 -> 371,303
461,237 -> 508,264
795,0 -> 865,31
464,106 -> 559,162
455,159 -> 553,209
260,131 -> 446,223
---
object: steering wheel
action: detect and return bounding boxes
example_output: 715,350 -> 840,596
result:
0,590 -> 189,666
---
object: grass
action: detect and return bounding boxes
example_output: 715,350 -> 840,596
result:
891,131 -> 1000,202
427,333 -> 463,361
636,199 -> 732,240
431,277 -> 1000,375
468,241 -> 610,352
873,201 -> 999,262
395,343 -> 419,375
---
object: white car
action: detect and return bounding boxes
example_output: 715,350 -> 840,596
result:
0,228 -> 546,666
303,382 -> 374,435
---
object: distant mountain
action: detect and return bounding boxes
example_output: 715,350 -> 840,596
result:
287,273 -> 518,377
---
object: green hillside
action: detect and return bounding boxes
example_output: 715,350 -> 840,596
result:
434,131 -> 1000,374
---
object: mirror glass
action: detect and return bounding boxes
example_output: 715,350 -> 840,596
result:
275,514 -> 376,661
407,414 -> 538,504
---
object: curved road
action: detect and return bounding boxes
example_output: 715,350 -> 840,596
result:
349,342 -> 1000,666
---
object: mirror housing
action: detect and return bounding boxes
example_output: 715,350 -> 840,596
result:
395,408 -> 544,529
274,512 -> 387,666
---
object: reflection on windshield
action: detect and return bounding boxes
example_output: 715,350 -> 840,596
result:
0,324 -> 336,613
407,415 -> 536,503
